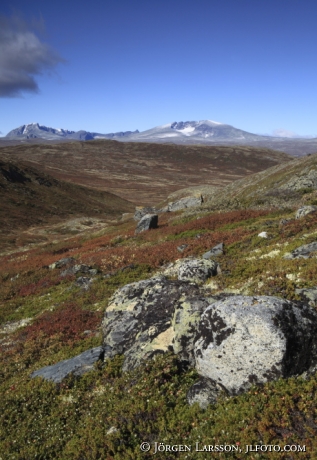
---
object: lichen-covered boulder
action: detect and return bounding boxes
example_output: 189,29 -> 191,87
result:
101,276 -> 211,371
194,295 -> 317,395
283,241 -> 317,259
135,213 -> 158,234
295,205 -> 317,219
161,257 -> 219,284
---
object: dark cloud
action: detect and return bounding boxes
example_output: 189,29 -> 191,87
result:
0,15 -> 64,97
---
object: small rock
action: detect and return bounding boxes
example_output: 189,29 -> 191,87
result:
295,206 -> 317,219
106,426 -> 118,435
203,243 -> 224,259
49,257 -> 75,270
74,276 -> 94,290
177,244 -> 188,253
187,378 -> 227,409
258,231 -> 268,238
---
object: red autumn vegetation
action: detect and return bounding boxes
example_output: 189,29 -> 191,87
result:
19,303 -> 102,344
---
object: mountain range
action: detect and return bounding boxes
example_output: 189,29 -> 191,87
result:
3,120 -> 317,156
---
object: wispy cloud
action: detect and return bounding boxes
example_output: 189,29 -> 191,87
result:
0,15 -> 64,98
271,129 -> 300,138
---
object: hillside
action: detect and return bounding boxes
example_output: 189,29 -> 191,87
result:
2,152 -> 317,458
0,159 -> 134,251
0,140 -> 293,205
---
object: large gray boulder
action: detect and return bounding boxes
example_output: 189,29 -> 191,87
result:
194,295 -> 317,396
31,347 -> 104,383
135,213 -> 158,234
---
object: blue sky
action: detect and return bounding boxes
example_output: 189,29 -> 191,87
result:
1,0 -> 317,137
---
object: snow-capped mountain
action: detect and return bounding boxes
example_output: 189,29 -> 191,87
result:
5,123 -> 138,141
6,123 -> 76,140
126,120 -> 263,143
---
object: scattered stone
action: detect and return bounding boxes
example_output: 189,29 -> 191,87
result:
49,257 -> 75,270
279,218 -> 293,226
283,241 -> 317,259
74,276 -> 94,290
31,347 -> 104,383
187,377 -> 227,408
295,205 -> 317,219
194,295 -> 317,395
135,214 -> 158,234
177,244 -> 188,253
106,426 -> 118,435
202,243 -> 224,259
258,231 -> 268,238
60,264 -> 98,277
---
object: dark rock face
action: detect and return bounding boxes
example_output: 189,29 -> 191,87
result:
135,214 -> 158,234
194,295 -> 317,395
31,347 -> 104,383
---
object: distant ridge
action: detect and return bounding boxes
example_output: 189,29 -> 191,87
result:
4,121 -> 317,157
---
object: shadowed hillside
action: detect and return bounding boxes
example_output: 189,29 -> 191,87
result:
0,159 -> 134,251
